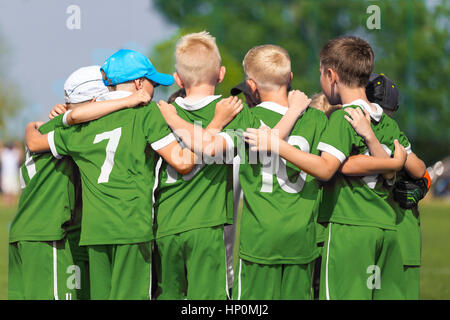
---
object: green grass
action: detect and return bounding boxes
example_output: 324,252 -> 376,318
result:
419,200 -> 450,299
0,202 -> 17,300
0,199 -> 449,299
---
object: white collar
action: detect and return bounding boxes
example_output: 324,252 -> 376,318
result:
175,95 -> 222,111
343,99 -> 383,122
96,90 -> 132,101
257,101 -> 289,115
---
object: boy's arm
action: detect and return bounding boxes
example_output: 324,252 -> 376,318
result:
340,140 -> 407,176
272,90 -> 311,139
66,89 -> 150,125
49,89 -> 151,126
404,152 -> 426,179
157,97 -> 243,157
155,140 -> 197,175
343,107 -> 396,180
244,127 -> 407,181
25,122 -> 51,153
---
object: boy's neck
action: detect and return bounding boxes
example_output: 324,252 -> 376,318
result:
339,86 -> 377,111
115,83 -> 137,93
259,89 -> 288,107
184,84 -> 217,102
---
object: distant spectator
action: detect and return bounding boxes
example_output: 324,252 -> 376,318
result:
1,142 -> 21,205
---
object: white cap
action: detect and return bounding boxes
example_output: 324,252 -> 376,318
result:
64,66 -> 110,104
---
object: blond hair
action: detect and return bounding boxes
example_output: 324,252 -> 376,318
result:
310,92 -> 342,118
175,31 -> 222,88
243,45 -> 291,91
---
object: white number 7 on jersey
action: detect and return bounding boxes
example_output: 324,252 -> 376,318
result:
93,128 -> 122,183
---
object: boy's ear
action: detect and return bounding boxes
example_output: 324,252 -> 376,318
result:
328,68 -> 339,84
173,72 -> 184,89
289,72 -> 293,85
217,66 -> 226,84
246,79 -> 258,94
133,79 -> 142,90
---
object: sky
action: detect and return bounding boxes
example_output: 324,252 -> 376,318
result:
0,0 -> 178,138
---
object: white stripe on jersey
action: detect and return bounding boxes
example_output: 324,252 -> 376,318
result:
62,110 -> 73,127
19,167 -> 26,189
24,149 -> 37,182
48,131 -> 63,159
151,133 -> 176,151
317,142 -> 346,163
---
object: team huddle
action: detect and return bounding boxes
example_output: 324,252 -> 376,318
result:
8,31 -> 430,300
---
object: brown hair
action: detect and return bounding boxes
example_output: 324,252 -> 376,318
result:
319,36 -> 374,88
167,88 -> 186,104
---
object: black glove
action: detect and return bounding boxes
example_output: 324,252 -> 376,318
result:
393,177 -> 428,209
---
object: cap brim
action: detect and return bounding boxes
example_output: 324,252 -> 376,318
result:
231,82 -> 247,96
146,72 -> 174,86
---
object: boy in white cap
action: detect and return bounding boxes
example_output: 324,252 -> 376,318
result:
9,65 -> 149,300
24,50 -> 205,299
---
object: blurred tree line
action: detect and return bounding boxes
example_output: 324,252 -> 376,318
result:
150,0 -> 449,166
0,31 -> 23,140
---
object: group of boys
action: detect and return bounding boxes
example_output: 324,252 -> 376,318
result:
8,31 -> 429,300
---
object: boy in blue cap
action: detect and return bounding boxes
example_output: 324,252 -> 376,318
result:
25,50 -> 199,299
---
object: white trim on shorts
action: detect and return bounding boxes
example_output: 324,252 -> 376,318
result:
325,223 -> 332,300
237,258 -> 243,300
223,230 -> 230,300
52,241 -> 59,300
149,244 -> 153,300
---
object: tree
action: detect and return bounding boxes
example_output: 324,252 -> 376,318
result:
0,30 -> 24,139
151,0 -> 449,165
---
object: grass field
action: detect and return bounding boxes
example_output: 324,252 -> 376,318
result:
0,199 -> 449,300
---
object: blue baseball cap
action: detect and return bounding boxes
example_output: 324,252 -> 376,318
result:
101,49 -> 174,87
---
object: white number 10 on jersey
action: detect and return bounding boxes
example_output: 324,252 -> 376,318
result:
93,128 -> 122,184
260,135 -> 310,194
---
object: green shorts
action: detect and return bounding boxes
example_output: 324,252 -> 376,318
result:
233,259 -> 313,300
8,238 -> 81,300
319,223 -> 405,300
66,229 -> 90,300
87,242 -> 152,300
154,225 -> 228,300
404,265 -> 420,300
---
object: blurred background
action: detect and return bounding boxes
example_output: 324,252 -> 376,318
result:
0,0 -> 448,299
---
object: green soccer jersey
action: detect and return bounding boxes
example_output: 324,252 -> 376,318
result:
48,95 -> 176,246
317,99 -> 410,230
237,103 -> 328,265
154,95 -> 260,239
9,114 -> 81,243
